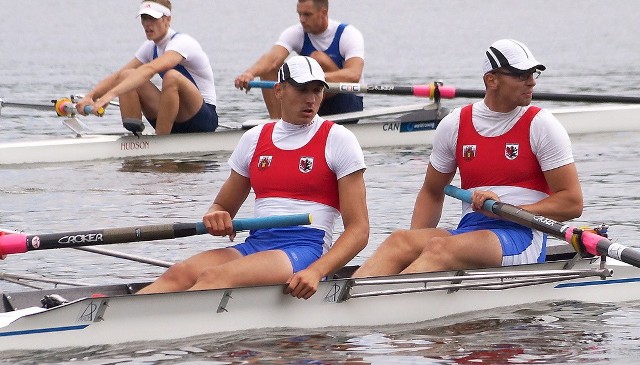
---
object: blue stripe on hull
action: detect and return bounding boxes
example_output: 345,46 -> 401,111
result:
0,324 -> 89,337
555,276 -> 640,288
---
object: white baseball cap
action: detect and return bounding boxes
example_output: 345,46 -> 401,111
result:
278,56 -> 329,88
483,39 -> 546,74
138,1 -> 171,19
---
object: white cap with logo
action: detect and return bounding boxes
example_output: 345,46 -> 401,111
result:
138,1 -> 171,19
483,39 -> 546,74
278,56 -> 329,88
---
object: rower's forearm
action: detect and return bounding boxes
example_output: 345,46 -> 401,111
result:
86,73 -> 121,100
99,66 -> 154,103
410,190 -> 443,229
309,227 -> 368,277
521,193 -> 583,222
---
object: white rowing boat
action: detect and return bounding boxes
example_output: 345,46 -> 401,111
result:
1,244 -> 639,351
2,103 -> 640,166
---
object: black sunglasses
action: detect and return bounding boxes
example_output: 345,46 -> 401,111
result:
491,70 -> 541,81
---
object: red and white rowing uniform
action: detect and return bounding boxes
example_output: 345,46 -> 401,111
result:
229,115 -> 366,252
430,101 -> 574,264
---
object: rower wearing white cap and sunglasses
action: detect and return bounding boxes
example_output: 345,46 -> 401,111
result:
137,56 -> 369,300
76,0 -> 218,135
353,39 -> 583,278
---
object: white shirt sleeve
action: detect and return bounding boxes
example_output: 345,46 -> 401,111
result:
165,34 -> 201,60
429,108 -> 461,174
275,24 -> 304,53
134,41 -> 155,64
326,124 -> 366,179
530,109 -> 574,171
228,125 -> 264,177
339,25 -> 365,61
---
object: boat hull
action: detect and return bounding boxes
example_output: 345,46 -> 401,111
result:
2,104 -> 639,165
1,256 -> 639,351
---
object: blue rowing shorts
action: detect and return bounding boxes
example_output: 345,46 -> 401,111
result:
230,226 -> 324,273
148,102 -> 218,134
318,94 -> 363,122
448,212 -> 546,264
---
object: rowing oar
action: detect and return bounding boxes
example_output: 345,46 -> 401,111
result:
0,214 -> 311,256
0,100 -> 55,112
247,81 -> 640,104
0,97 -> 105,115
444,185 -> 640,268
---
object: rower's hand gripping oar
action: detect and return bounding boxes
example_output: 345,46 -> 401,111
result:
0,214 -> 312,257
53,97 -> 105,117
444,185 -> 640,268
248,81 -> 640,104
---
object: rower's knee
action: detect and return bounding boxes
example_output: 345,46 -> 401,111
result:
414,236 -> 454,271
157,261 -> 198,289
378,230 -> 426,265
160,70 -> 184,90
191,265 -> 236,290
387,230 -> 425,256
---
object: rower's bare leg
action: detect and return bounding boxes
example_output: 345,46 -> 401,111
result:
115,68 -> 156,121
153,70 -> 203,135
352,228 -> 449,277
136,248 -> 243,294
258,70 -> 281,119
401,230 -> 503,274
188,250 -> 293,291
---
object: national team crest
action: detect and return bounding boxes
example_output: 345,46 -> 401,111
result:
462,145 -> 476,161
299,156 -> 314,173
257,155 -> 272,170
505,144 -> 519,160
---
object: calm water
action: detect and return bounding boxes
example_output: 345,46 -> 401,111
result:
2,0 -> 640,363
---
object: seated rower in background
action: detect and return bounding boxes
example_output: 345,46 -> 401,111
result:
77,0 -> 218,135
138,56 -> 369,299
234,0 -> 365,120
353,39 -> 583,277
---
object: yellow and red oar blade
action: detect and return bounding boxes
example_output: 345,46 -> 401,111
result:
0,214 -> 311,256
444,185 -> 640,268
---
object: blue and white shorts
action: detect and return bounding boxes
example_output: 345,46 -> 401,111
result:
448,212 -> 547,265
230,226 -> 324,272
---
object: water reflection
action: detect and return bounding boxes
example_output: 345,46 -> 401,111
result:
119,156 -> 223,174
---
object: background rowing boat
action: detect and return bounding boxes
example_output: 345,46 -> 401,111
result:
1,0 -> 640,363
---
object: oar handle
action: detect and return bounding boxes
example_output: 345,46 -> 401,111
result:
248,80 -> 277,89
54,98 -> 105,117
0,214 -> 312,256
443,185 -> 496,211
230,213 -> 312,231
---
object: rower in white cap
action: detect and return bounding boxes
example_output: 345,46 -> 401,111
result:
137,56 -> 370,300
77,0 -> 219,135
353,39 -> 583,277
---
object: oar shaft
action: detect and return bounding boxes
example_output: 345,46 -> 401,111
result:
247,81 -> 640,104
449,88 -> 640,104
0,214 -> 311,256
247,80 -> 432,97
0,100 -> 54,111
444,185 -> 640,268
